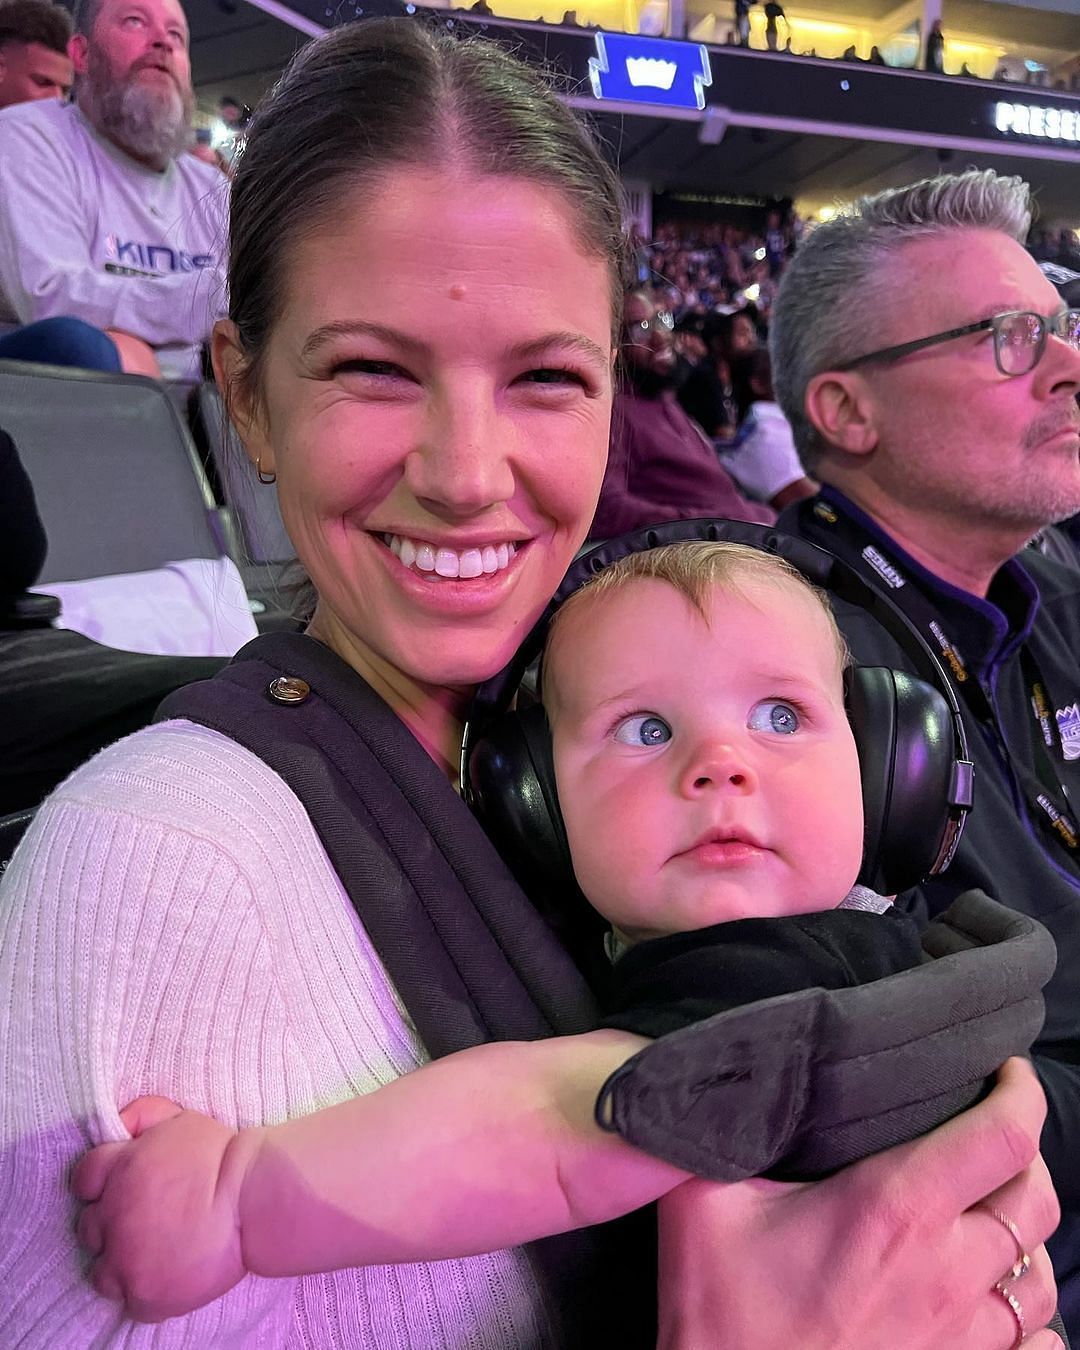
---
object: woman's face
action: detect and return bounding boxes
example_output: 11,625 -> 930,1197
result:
229,168 -> 615,695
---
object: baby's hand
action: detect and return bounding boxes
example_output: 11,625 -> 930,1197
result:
71,1096 -> 253,1322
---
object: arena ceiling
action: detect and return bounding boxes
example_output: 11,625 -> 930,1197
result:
591,110 -> 1080,222
169,0 -> 1080,224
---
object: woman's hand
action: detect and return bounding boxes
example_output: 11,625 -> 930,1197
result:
657,1057 -> 1062,1349
71,1096 -> 256,1322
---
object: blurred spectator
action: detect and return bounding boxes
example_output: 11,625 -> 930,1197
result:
1060,230 -> 1080,271
924,18 -> 944,73
189,123 -> 228,174
763,208 -> 788,275
717,349 -> 817,509
211,92 -> 247,166
868,45 -> 885,65
677,307 -> 758,438
763,0 -> 784,51
733,0 -> 753,47
645,211 -> 799,321
841,44 -> 856,61
0,0 -> 71,108
218,92 -> 247,131
590,290 -> 773,540
0,0 -> 225,380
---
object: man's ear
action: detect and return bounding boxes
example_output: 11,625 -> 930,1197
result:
69,34 -> 88,76
211,319 -> 275,476
804,370 -> 880,457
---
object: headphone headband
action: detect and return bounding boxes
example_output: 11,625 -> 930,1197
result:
467,520 -> 968,751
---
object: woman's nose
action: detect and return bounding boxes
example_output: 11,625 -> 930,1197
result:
678,739 -> 758,797
407,392 -> 515,518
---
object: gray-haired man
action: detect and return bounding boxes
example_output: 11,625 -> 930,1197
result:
772,168 -> 1080,1336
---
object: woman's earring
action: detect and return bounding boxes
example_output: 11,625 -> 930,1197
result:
256,457 -> 276,485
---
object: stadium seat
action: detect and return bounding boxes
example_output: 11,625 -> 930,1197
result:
0,360 -> 231,583
191,382 -> 294,564
0,808 -> 35,869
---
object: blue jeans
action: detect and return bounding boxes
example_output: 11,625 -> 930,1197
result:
0,317 -> 121,372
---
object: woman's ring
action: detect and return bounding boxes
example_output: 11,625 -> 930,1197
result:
988,1207 -> 1032,1282
993,1281 -> 1026,1349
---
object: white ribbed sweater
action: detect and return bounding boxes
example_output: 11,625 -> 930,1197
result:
0,721 -> 547,1348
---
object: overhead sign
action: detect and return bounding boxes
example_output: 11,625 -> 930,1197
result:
589,33 -> 712,111
995,101 -> 1080,144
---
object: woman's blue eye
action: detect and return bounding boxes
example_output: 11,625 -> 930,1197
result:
748,700 -> 800,735
614,714 -> 672,747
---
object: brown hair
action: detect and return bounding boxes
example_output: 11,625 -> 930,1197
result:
542,541 -> 849,708
227,17 -> 630,407
0,0 -> 71,52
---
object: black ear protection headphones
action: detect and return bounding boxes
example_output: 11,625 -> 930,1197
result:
462,519 -> 974,944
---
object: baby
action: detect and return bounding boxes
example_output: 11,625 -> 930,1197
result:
70,543 -> 991,1319
542,541 -> 920,1047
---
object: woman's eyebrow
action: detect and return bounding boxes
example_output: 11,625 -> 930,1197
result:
301,320 -> 429,361
300,324 -> 609,369
508,333 -> 610,368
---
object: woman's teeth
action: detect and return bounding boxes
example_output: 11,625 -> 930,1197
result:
384,535 -> 517,578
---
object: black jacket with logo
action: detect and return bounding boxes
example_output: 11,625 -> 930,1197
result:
781,488 -> 1080,1323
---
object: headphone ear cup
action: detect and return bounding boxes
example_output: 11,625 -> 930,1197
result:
467,704 -> 610,976
846,666 -> 958,895
466,702 -> 576,896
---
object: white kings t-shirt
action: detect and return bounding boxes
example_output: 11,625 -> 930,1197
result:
0,99 -> 227,380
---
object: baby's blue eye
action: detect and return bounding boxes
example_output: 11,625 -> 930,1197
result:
748,700 -> 800,735
614,714 -> 672,747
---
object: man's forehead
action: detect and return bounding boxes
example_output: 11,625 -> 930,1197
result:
892,228 -> 1059,321
28,43 -> 74,75
98,0 -> 189,32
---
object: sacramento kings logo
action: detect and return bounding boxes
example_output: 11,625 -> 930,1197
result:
1056,702 -> 1080,761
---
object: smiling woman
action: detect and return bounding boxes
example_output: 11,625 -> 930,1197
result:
217,167 -> 615,722
0,17 -> 1066,1350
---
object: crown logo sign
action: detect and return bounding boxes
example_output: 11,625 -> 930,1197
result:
625,56 -> 677,90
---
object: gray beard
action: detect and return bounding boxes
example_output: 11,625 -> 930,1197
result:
82,58 -> 194,166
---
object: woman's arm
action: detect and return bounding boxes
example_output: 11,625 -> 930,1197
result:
0,787 -> 300,1347
73,1029 -> 690,1321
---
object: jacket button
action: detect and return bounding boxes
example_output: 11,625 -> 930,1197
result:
268,675 -> 311,704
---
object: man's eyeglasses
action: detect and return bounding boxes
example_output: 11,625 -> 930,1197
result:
836,309 -> 1080,379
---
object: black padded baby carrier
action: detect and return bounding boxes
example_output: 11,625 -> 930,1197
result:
160,628 -> 1066,1347
158,631 -> 654,1350
594,890 -> 1055,1181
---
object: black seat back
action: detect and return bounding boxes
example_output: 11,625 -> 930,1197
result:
0,808 -> 35,869
0,360 -> 227,582
193,383 -> 294,564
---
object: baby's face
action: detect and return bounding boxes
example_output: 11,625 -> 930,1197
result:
548,577 -> 865,944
